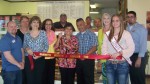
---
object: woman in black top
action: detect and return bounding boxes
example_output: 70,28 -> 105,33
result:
16,16 -> 29,84
16,16 -> 29,43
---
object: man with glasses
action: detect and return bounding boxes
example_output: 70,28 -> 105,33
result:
126,11 -> 148,84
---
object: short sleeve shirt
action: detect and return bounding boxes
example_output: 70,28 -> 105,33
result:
0,32 -> 23,71
53,22 -> 75,31
76,29 -> 98,54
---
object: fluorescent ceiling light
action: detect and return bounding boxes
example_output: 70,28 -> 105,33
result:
90,12 -> 99,14
6,0 -> 26,1
90,4 -> 96,8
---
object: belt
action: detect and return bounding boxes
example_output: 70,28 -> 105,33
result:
133,53 -> 138,55
108,60 -> 126,64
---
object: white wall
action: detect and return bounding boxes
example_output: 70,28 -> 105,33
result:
128,0 -> 150,25
128,0 -> 150,75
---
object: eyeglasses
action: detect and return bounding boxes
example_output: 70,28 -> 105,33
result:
126,16 -> 135,19
45,24 -> 52,26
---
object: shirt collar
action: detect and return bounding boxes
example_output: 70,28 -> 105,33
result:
6,32 -> 16,39
128,22 -> 138,27
81,31 -> 86,34
79,29 -> 88,35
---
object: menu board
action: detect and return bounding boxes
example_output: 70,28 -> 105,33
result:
37,1 -> 85,20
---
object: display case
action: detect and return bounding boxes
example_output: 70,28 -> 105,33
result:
0,15 -> 21,39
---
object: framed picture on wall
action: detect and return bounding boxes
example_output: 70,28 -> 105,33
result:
119,0 -> 127,20
0,15 -> 21,31
0,16 -> 5,30
147,11 -> 150,41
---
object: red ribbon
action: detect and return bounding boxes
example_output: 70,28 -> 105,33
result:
28,52 -> 122,70
28,55 -> 34,70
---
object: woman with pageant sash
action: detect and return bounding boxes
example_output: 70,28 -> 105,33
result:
23,16 -> 48,84
97,13 -> 111,84
55,24 -> 78,84
42,19 -> 56,84
102,14 -> 135,84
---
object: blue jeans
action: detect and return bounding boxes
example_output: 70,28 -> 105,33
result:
106,61 -> 129,84
1,70 -> 22,84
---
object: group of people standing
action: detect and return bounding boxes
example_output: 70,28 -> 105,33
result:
0,11 -> 148,84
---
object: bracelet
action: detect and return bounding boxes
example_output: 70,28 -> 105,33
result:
119,51 -> 122,56
32,54 -> 35,57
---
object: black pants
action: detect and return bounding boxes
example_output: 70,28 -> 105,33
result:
76,59 -> 95,84
59,67 -> 76,84
43,59 -> 56,84
129,53 -> 146,84
24,57 -> 45,84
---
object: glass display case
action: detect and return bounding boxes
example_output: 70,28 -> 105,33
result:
0,15 -> 21,39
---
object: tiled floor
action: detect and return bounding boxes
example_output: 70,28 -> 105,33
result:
146,76 -> 150,84
0,76 -> 150,84
0,73 -> 150,84
0,76 -> 2,84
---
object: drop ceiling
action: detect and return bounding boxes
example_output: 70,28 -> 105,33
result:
4,0 -> 89,2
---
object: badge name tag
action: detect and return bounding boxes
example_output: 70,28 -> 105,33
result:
12,39 -> 15,43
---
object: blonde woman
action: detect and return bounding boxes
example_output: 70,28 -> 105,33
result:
97,13 -> 111,84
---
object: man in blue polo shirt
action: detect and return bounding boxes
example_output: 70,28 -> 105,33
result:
127,11 -> 148,84
0,21 -> 24,84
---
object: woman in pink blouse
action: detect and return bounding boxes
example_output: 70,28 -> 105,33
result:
42,19 -> 56,84
102,14 -> 135,84
55,25 -> 78,84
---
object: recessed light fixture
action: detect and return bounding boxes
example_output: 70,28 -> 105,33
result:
90,12 -> 99,14
6,0 -> 26,1
90,4 -> 96,8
